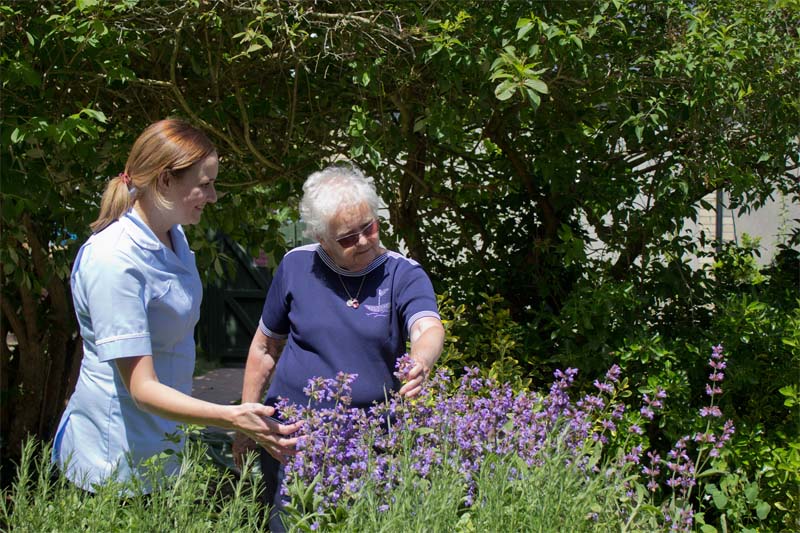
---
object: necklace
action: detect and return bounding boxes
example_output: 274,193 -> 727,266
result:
338,274 -> 366,309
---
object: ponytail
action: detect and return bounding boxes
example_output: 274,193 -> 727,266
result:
90,174 -> 136,233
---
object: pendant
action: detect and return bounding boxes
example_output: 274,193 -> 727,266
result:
347,298 -> 359,308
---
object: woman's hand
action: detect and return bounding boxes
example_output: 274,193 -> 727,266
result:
400,317 -> 445,398
230,403 -> 303,465
398,360 -> 430,398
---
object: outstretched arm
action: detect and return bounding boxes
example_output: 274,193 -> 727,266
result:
399,316 -> 445,398
115,344 -> 299,463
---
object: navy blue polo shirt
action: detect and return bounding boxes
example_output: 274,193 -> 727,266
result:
259,244 -> 440,410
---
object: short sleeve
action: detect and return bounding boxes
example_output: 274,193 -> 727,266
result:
259,258 -> 290,339
396,263 -> 440,334
80,251 -> 153,362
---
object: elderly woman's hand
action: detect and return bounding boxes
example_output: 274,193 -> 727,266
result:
230,403 -> 302,467
400,317 -> 445,398
398,360 -> 430,398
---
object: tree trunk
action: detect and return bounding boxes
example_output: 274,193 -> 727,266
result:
0,216 -> 82,463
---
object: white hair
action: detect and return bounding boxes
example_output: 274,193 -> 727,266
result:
299,165 -> 381,240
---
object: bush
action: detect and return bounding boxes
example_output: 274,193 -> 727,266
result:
438,242 -> 799,532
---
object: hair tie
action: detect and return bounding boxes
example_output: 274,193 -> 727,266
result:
118,172 -> 131,187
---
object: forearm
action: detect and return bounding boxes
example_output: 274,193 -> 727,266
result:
132,380 -> 237,429
409,318 -> 445,371
116,355 -> 244,430
116,354 -> 298,448
241,329 -> 284,404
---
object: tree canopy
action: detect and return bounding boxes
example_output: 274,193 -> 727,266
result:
2,0 -> 798,462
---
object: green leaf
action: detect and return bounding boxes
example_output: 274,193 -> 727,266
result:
744,482 -> 758,503
246,43 -> 263,54
494,80 -> 516,101
517,21 -> 534,41
525,88 -> 541,107
523,78 -> 549,94
755,501 -> 770,520
81,108 -> 107,123
76,0 -> 100,11
711,489 -> 728,509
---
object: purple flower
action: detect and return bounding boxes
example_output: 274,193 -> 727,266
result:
278,348 -> 734,531
711,344 -> 724,359
699,406 -> 722,418
605,364 -> 622,383
593,379 -> 614,394
624,445 -> 643,465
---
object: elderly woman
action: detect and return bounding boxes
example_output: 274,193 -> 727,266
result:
233,165 -> 445,530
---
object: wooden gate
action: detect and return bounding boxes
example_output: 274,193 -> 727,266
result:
198,234 -> 272,365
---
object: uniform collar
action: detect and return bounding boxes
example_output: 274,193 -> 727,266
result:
122,209 -> 162,250
122,209 -> 194,272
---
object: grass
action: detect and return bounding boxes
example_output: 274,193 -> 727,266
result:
1,438 -> 266,533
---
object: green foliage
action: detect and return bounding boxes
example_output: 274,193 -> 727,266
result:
697,441 -> 799,533
437,293 -> 541,390
2,4 -> 798,527
0,437 -> 267,532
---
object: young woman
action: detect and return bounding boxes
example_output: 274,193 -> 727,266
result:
53,119 -> 300,492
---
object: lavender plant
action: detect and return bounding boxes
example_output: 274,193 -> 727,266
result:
277,346 -> 734,532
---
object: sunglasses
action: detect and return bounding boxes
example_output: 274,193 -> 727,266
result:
335,219 -> 379,249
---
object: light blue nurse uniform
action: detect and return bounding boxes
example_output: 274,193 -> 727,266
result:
52,209 -> 202,491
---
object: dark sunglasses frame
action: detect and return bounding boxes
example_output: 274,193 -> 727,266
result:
335,219 -> 379,249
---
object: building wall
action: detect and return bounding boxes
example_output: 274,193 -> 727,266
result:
686,189 -> 799,268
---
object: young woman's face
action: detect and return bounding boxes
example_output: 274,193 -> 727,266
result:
164,153 -> 218,226
321,202 -> 382,271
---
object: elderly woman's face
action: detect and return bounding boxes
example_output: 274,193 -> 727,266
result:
321,202 -> 382,271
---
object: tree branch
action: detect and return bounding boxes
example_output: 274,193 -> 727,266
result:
233,85 -> 282,172
170,17 -> 244,157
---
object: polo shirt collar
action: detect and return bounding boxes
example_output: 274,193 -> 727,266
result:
315,244 -> 388,277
